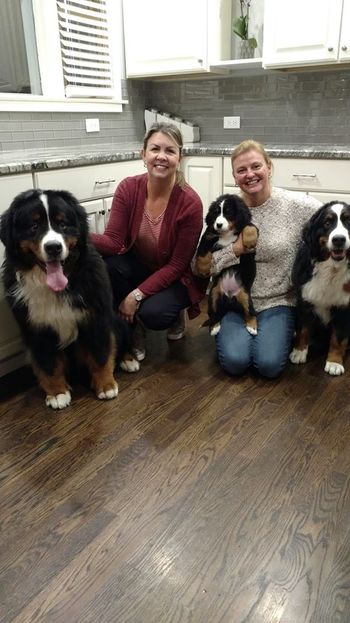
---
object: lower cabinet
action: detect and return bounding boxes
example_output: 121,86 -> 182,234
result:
0,173 -> 34,376
181,156 -> 223,222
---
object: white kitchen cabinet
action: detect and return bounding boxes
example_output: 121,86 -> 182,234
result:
263,0 -> 350,68
223,156 -> 350,203
122,0 -> 232,78
181,156 -> 223,221
34,160 -> 144,203
0,173 -> 34,377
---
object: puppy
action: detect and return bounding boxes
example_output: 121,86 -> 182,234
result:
290,200 -> 350,375
0,188 -> 139,409
195,193 -> 258,336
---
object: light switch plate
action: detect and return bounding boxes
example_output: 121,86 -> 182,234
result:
85,118 -> 100,132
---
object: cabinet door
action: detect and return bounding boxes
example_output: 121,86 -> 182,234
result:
82,199 -> 106,234
0,173 -> 34,376
34,160 -> 144,203
182,156 -> 223,221
123,0 -> 208,77
263,0 -> 343,68
339,0 -> 350,61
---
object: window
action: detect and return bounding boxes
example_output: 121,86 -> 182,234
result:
0,0 -> 124,112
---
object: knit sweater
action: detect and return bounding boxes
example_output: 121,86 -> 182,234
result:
90,173 -> 208,318
211,187 -> 322,312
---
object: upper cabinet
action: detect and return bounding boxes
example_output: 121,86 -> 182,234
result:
122,0 -> 232,78
263,0 -> 350,68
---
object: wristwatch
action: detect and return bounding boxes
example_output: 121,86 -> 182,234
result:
132,289 -> 143,306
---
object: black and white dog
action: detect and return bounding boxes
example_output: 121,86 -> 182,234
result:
0,189 -> 139,409
194,193 -> 258,336
290,200 -> 350,375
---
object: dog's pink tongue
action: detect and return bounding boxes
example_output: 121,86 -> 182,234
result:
46,262 -> 68,292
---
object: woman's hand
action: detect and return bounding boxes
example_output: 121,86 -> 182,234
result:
118,293 -> 138,323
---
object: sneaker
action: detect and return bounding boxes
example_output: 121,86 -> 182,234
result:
167,309 -> 187,341
132,318 -> 146,361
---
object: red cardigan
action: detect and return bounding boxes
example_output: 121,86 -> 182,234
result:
90,174 -> 208,318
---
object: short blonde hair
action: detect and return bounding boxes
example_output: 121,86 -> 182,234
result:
231,139 -> 272,170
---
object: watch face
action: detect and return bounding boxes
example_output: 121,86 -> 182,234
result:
133,291 -> 142,302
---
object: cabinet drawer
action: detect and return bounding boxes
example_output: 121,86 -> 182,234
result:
271,158 -> 350,193
34,160 -> 143,202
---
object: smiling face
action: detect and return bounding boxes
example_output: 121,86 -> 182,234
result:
142,131 -> 181,183
232,149 -> 272,206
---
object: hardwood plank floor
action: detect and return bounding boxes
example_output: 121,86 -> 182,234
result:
1,306 -> 350,623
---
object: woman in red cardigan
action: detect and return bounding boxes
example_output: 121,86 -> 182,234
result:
90,122 -> 207,361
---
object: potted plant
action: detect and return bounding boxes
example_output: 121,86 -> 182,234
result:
233,0 -> 258,59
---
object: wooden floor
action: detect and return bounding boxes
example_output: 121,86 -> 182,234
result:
1,306 -> 350,623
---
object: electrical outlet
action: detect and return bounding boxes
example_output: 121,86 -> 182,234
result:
223,116 -> 241,129
85,118 -> 100,133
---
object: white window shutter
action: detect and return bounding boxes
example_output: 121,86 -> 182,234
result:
56,0 -> 115,98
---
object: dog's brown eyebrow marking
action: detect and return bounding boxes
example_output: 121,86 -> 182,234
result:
55,212 -> 66,222
31,212 -> 41,221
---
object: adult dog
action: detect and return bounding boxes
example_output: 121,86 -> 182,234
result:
0,188 -> 139,409
194,193 -> 258,336
290,200 -> 350,375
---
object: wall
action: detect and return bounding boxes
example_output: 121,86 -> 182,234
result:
0,68 -> 350,153
146,68 -> 350,147
0,80 -> 146,154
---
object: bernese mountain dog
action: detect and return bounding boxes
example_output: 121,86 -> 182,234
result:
290,200 -> 350,375
194,193 -> 258,336
0,189 -> 139,409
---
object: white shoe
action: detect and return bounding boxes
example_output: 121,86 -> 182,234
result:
167,309 -> 187,341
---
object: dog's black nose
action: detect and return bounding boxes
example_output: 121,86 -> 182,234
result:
44,241 -> 63,257
332,235 -> 346,248
216,222 -> 223,229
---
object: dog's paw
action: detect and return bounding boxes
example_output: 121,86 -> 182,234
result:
325,360 -> 344,376
46,390 -> 71,409
289,348 -> 308,364
246,326 -> 257,335
97,382 -> 119,400
242,225 -> 258,249
210,323 -> 221,336
120,357 -> 140,373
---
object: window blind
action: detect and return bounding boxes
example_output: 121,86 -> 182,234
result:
56,0 -> 114,98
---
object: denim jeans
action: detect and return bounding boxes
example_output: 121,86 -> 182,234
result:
215,306 -> 296,379
104,252 -> 191,331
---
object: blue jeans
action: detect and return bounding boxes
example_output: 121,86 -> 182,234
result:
215,306 -> 296,379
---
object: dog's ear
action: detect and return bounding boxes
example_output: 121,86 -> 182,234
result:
0,208 -> 12,249
51,190 -> 89,238
234,196 -> 253,231
301,206 -> 326,258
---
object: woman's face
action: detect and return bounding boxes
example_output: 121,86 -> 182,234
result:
142,131 -> 181,182
232,149 -> 272,199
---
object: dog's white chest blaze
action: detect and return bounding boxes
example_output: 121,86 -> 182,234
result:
14,269 -> 88,348
302,260 -> 350,324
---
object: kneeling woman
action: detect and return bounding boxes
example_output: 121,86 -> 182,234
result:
90,122 -> 207,361
207,140 -> 321,379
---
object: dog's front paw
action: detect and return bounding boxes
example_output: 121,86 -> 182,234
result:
46,390 -> 71,409
210,323 -> 221,336
120,356 -> 140,372
246,326 -> 257,335
97,381 -> 119,400
325,360 -> 344,375
242,225 -> 258,250
289,348 -> 308,364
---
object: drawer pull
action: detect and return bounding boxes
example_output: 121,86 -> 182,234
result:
328,46 -> 334,52
341,45 -> 348,51
94,179 -> 116,185
292,173 -> 317,178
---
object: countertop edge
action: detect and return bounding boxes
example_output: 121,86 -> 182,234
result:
1,144 -> 350,176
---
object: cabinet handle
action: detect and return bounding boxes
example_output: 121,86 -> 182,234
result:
341,45 -> 348,51
292,173 -> 317,178
94,179 -> 116,185
197,58 -> 203,64
328,46 -> 334,52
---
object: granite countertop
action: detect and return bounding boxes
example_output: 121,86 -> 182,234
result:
0,143 -> 350,175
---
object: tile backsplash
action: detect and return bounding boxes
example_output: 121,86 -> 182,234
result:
0,69 -> 349,154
